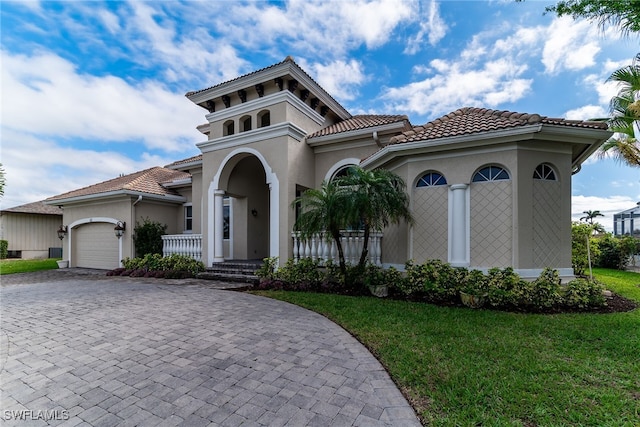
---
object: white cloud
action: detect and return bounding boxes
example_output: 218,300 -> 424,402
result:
541,17 -> 600,74
299,59 -> 367,101
572,195 -> 638,231
564,105 -> 607,121
404,0 -> 448,54
1,50 -> 203,152
382,56 -> 532,118
1,129 -> 181,208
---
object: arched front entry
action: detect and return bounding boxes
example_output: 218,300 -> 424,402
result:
208,148 -> 280,265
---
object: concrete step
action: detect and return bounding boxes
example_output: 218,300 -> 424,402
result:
196,260 -> 263,284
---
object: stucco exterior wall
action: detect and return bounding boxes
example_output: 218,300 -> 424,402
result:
135,201 -> 182,236
62,197 -> 134,262
0,213 -> 62,259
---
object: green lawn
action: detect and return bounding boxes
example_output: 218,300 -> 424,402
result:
254,268 -> 640,426
0,258 -> 61,275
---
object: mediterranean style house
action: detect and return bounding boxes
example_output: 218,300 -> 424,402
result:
45,57 -> 611,278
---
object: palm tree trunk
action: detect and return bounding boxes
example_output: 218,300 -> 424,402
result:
358,223 -> 371,269
330,229 -> 347,279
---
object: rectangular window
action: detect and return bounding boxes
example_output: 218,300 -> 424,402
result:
185,205 -> 193,231
223,205 -> 230,239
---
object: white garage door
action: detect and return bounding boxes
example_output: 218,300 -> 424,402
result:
74,223 -> 119,269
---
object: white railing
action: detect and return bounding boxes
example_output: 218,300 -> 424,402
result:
162,234 -> 203,261
292,231 -> 382,265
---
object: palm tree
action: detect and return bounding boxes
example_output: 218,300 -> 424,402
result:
293,180 -> 351,278
339,167 -> 413,270
293,166 -> 414,280
598,53 -> 640,167
580,210 -> 605,224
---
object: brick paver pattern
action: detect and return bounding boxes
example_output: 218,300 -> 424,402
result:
0,271 -> 420,426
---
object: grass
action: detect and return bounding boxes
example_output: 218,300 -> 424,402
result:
0,258 -> 61,275
253,268 -> 640,426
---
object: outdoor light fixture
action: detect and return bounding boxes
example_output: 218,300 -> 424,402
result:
251,209 -> 258,217
114,221 -> 126,238
57,225 -> 68,240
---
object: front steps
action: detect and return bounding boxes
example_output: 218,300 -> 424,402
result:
197,260 -> 263,284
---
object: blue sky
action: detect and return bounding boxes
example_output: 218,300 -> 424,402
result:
1,0 -> 638,230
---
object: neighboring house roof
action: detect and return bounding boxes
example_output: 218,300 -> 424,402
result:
1,201 -> 63,215
389,107 -> 609,144
307,115 -> 411,139
46,167 -> 191,203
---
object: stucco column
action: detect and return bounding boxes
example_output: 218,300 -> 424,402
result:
213,189 -> 225,263
449,184 -> 469,267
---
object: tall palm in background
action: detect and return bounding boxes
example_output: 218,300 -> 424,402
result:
580,210 -> 605,224
598,53 -> 640,167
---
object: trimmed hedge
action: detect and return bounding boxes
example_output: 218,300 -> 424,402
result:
256,257 -> 608,312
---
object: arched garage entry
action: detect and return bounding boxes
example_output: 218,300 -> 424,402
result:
69,217 -> 123,269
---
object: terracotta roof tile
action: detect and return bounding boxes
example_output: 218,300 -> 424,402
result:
165,154 -> 203,168
389,107 -> 609,144
2,201 -> 63,215
46,167 -> 191,202
308,115 -> 410,139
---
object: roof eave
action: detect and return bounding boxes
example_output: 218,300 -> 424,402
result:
45,190 -> 187,206
186,61 -> 351,120
361,125 -> 543,169
307,121 -> 409,147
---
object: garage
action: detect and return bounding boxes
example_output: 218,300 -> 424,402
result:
73,223 -> 119,269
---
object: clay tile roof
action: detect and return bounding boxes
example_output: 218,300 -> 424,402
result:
165,154 -> 203,168
307,115 -> 410,139
46,167 -> 191,202
2,200 -> 63,215
389,107 -> 608,145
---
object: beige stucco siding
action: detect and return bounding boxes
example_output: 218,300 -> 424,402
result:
135,201 -> 181,236
62,197 -> 134,263
411,186 -> 449,263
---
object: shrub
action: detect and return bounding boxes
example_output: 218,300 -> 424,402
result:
459,269 -> 489,295
256,257 -> 279,281
276,258 -> 323,289
485,267 -> 526,308
571,222 -> 600,276
525,268 -> 563,310
364,264 -> 403,289
116,254 -> 203,277
402,260 -> 458,301
596,234 -> 632,270
0,240 -> 7,259
563,278 -> 606,309
133,217 -> 167,257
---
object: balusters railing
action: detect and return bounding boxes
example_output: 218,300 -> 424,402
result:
291,231 -> 382,265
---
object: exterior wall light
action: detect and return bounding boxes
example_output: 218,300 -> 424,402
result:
114,221 -> 126,238
57,225 -> 68,240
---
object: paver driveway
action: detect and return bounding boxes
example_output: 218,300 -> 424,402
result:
0,271 -> 420,426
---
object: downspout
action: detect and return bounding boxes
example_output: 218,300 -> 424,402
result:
131,195 -> 142,258
373,131 -> 384,148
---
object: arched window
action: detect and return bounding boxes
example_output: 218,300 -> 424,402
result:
472,165 -> 510,182
240,115 -> 252,132
416,172 -> 447,187
258,110 -> 270,128
331,165 -> 356,181
533,163 -> 557,181
223,120 -> 235,136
